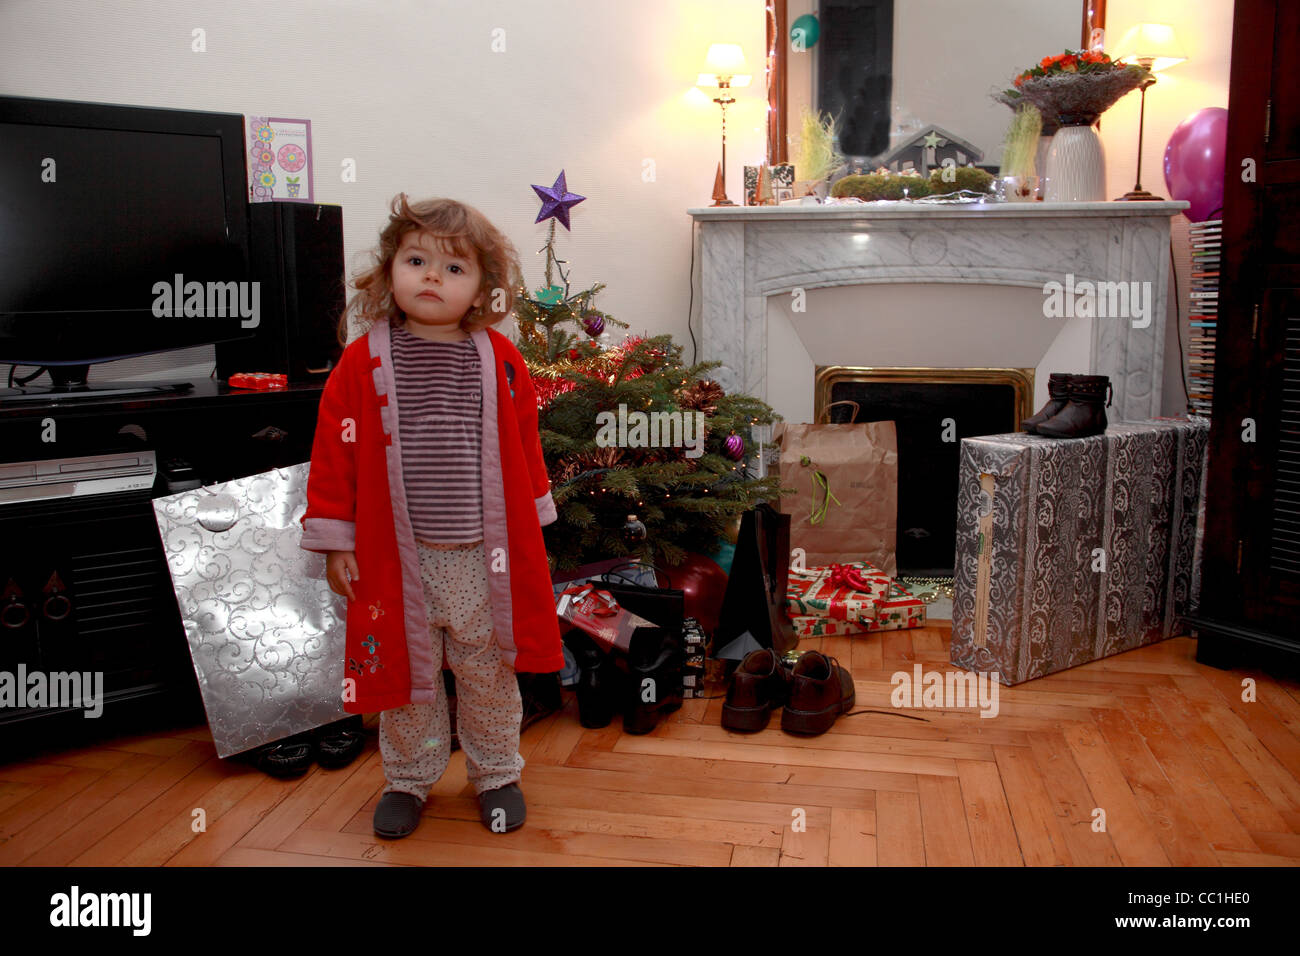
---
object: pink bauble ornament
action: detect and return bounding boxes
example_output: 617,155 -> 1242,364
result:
582,312 -> 605,338
1163,107 -> 1228,223
724,433 -> 745,460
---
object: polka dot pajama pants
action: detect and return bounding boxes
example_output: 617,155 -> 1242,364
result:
378,540 -> 523,800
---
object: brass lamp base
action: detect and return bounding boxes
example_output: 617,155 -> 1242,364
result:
1117,187 -> 1164,201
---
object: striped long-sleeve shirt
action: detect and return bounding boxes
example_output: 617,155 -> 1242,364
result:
391,324 -> 483,543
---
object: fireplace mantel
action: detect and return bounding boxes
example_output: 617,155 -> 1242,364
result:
689,201 -> 1188,422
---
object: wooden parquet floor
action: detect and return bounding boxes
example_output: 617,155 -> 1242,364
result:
3,628 -> 1300,866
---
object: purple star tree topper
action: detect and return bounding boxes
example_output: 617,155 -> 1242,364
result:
531,170 -> 586,230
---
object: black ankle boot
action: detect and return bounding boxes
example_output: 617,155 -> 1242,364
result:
1022,373 -> 1074,433
623,627 -> 684,735
1036,374 -> 1112,438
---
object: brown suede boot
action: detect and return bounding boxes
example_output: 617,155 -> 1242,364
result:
1036,374 -> 1113,439
1021,373 -> 1074,433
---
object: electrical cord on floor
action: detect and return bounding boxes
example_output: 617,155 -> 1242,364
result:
843,708 -> 930,721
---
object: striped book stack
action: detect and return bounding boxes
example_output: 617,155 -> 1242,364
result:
1186,219 -> 1222,416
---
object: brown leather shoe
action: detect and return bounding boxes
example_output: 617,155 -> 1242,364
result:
722,648 -> 791,732
781,651 -> 855,736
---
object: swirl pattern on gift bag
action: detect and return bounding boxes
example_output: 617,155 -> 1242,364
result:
152,463 -> 347,757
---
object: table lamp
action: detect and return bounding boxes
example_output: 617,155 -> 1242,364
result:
1112,23 -> 1187,201
697,43 -> 751,206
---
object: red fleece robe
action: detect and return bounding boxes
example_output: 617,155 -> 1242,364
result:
300,319 -> 563,714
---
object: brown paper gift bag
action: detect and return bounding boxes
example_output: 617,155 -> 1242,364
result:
774,402 -> 898,577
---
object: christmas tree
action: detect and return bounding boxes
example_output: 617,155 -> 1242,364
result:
518,172 -> 785,571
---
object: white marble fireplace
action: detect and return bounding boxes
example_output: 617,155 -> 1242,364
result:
689,201 -> 1187,424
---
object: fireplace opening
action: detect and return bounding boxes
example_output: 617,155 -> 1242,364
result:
817,366 -> 1032,576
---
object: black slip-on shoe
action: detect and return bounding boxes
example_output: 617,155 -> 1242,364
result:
373,790 -> 425,839
314,717 -> 367,769
253,732 -> 315,779
478,782 -> 526,833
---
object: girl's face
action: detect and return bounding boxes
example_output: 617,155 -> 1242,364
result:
390,231 -> 485,339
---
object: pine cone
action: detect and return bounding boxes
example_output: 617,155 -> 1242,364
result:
680,379 -> 725,414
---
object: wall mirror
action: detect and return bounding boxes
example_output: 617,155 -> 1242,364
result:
766,0 -> 1102,172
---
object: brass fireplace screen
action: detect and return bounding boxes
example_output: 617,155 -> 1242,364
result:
814,366 -> 1035,426
812,365 -> 1035,575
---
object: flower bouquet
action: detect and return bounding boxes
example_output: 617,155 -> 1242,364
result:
996,50 -> 1150,201
999,50 -> 1150,125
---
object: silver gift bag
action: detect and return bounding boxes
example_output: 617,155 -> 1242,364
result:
151,462 -> 347,758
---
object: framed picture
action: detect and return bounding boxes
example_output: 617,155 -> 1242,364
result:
246,116 -> 314,203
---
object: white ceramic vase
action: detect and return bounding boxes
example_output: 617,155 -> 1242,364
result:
1043,123 -> 1106,202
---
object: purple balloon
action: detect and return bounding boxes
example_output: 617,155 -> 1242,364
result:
1163,107 -> 1228,222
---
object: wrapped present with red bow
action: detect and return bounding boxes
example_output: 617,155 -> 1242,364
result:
785,561 -> 893,623
789,614 -> 875,638
786,562 -> 926,635
857,582 -> 926,632
556,583 -> 656,653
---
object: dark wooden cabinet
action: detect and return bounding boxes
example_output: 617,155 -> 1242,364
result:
1192,0 -> 1300,669
0,380 -> 323,758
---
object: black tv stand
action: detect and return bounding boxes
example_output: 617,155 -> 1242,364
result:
0,377 -> 325,760
0,380 -> 195,405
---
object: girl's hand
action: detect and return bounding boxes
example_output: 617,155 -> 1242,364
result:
326,550 -> 359,601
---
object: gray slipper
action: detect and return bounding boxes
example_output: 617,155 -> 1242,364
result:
478,783 -> 526,833
374,791 -> 424,839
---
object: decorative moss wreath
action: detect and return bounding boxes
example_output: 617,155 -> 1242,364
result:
831,166 -> 994,201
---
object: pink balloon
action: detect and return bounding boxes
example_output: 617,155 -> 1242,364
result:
1163,107 -> 1228,222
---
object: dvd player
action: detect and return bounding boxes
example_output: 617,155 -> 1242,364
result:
0,450 -> 157,505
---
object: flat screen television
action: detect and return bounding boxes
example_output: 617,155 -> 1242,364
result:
0,95 -> 254,401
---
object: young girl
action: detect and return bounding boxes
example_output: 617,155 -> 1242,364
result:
300,194 -> 563,839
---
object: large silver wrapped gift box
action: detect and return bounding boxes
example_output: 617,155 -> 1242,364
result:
152,462 -> 347,757
951,418 -> 1209,685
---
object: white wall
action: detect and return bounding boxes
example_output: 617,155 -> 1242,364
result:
0,0 -> 764,381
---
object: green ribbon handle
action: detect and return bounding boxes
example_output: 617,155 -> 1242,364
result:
800,454 -> 841,525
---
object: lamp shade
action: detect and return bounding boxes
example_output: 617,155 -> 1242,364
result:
1112,23 -> 1187,73
697,43 -> 751,87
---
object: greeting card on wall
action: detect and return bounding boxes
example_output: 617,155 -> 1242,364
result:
246,116 -> 313,203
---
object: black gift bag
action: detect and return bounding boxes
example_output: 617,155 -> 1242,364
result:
715,503 -> 796,656
562,577 -> 686,734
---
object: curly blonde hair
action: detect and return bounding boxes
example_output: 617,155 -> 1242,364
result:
340,194 -> 522,344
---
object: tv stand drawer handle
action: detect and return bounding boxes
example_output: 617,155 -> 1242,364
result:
1,599 -> 30,630
43,593 -> 72,622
